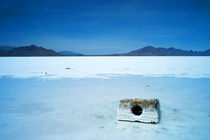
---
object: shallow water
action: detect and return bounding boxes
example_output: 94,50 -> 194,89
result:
0,57 -> 210,140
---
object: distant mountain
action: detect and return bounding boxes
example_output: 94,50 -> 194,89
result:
114,46 -> 210,56
0,45 -> 14,51
59,51 -> 83,56
1,45 -> 210,56
0,45 -> 84,56
0,45 -> 61,56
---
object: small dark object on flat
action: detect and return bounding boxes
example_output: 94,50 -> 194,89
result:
65,67 -> 71,69
147,85 -> 150,87
45,72 -> 47,74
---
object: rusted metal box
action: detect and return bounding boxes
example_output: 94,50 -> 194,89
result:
117,98 -> 160,124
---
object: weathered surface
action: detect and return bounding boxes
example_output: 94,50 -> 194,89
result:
117,98 -> 160,124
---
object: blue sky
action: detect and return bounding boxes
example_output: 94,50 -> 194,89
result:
0,0 -> 210,54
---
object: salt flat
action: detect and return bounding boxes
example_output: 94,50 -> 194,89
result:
0,57 -> 210,140
0,57 -> 210,79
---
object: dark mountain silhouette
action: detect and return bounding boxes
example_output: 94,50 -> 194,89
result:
0,45 -> 61,56
0,45 -> 85,56
0,45 -> 14,51
114,46 -> 210,56
0,45 -> 210,56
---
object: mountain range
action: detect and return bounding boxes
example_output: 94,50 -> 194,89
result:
0,45 -> 210,56
114,46 -> 210,56
0,45 -> 60,56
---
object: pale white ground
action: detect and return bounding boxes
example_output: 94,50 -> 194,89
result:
0,57 -> 210,79
0,57 -> 210,140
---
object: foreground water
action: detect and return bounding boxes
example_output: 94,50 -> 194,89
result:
0,57 -> 210,140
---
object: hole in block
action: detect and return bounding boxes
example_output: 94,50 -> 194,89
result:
131,105 -> 142,116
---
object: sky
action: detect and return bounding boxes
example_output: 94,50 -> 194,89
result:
0,0 -> 210,55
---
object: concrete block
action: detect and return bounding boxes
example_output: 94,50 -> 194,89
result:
117,98 -> 160,124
